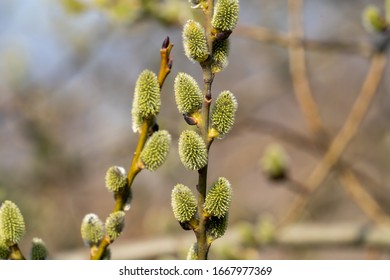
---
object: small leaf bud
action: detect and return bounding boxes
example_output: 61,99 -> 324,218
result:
0,200 -> 26,246
211,90 -> 238,137
31,238 -> 48,260
211,39 -> 230,74
178,130 -> 208,170
105,166 -> 127,193
206,214 -> 229,242
80,213 -> 104,247
174,73 -> 203,115
260,143 -> 289,180
183,20 -> 209,63
140,130 -> 171,171
105,211 -> 125,242
131,70 -> 161,132
204,177 -> 232,218
212,0 -> 240,32
362,6 -> 388,33
171,184 -> 197,223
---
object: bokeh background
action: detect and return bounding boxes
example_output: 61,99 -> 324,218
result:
1,0 -> 390,259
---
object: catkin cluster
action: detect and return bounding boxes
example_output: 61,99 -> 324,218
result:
171,0 -> 239,260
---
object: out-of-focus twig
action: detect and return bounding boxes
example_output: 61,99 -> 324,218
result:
282,51 -> 388,225
280,0 -> 390,226
235,25 -> 374,57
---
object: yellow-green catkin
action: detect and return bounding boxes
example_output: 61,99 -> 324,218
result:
171,184 -> 197,223
178,130 -> 208,170
362,6 -> 388,32
31,238 -> 48,260
140,130 -> 171,171
131,70 -> 161,132
206,214 -> 229,242
212,0 -> 240,32
0,200 -> 26,246
174,73 -> 203,114
183,20 -> 209,63
204,177 -> 232,218
0,239 -> 10,259
105,211 -> 125,242
212,39 -> 230,74
261,143 -> 289,180
105,166 -> 127,193
186,242 -> 198,260
210,90 -> 238,137
80,213 -> 105,247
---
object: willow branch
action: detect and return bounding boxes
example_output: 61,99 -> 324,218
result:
194,0 -> 215,261
235,25 -> 374,57
93,38 -> 174,259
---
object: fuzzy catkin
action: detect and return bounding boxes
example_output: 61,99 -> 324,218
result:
140,130 -> 171,171
171,184 -> 197,223
80,213 -> 104,247
105,211 -> 125,242
105,166 -> 127,193
131,70 -> 160,132
0,201 -> 25,246
183,20 -> 209,63
211,90 -> 238,137
204,177 -> 232,218
174,73 -> 203,114
212,0 -> 240,32
178,130 -> 208,170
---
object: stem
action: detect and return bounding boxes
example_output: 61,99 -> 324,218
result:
92,38 -> 174,259
194,0 -> 215,261
91,237 -> 110,260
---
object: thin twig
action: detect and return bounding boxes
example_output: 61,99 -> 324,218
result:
235,25 -> 374,57
339,169 -> 390,225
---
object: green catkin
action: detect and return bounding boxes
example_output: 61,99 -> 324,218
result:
0,200 -> 26,246
206,214 -> 229,242
0,239 -> 10,259
204,177 -> 232,218
362,6 -> 388,32
31,238 -> 48,260
140,130 -> 171,171
186,242 -> 198,260
386,0 -> 390,22
183,20 -> 209,63
212,0 -> 240,32
211,39 -> 230,74
211,90 -> 238,137
174,73 -> 203,114
105,166 -> 128,193
105,211 -> 125,242
178,130 -> 208,170
171,184 -> 197,223
131,70 -> 161,132
260,144 -> 289,180
80,213 -> 105,247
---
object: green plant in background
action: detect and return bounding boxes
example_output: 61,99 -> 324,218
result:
61,0 -> 193,25
362,0 -> 390,33
0,200 -> 48,260
80,37 -> 173,260
170,0 -> 239,260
